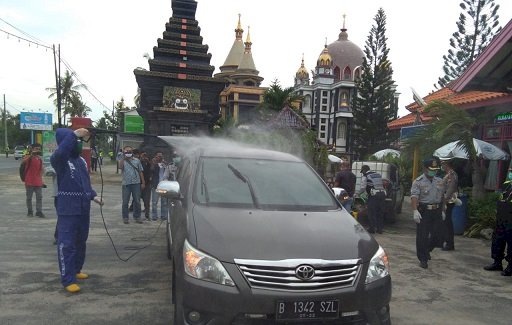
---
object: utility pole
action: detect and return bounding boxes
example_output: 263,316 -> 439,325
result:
3,94 -> 8,151
53,44 -> 62,127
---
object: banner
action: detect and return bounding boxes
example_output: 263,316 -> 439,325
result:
42,131 -> 57,164
20,112 -> 53,131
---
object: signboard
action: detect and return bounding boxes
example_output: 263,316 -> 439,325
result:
42,131 -> 57,164
20,112 -> 52,131
400,124 -> 429,140
495,112 -> 512,123
124,115 -> 144,133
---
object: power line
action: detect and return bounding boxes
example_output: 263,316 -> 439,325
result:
1,18 -> 115,116
0,17 -> 50,47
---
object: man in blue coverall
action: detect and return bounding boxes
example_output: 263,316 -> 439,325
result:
51,128 -> 103,293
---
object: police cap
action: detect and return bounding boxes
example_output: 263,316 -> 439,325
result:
423,158 -> 440,170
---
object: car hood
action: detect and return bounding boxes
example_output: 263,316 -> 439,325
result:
191,205 -> 379,263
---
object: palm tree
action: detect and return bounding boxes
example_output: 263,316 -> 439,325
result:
68,93 -> 91,117
260,79 -> 304,111
405,100 -> 485,199
46,70 -> 86,125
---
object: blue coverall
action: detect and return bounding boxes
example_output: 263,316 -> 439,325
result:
51,128 -> 97,287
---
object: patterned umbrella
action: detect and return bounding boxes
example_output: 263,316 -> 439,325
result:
433,138 -> 509,160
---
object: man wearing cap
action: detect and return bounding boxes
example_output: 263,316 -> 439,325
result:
411,158 -> 445,269
357,165 -> 386,234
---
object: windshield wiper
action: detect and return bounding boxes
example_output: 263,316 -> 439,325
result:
201,161 -> 210,203
228,163 -> 260,208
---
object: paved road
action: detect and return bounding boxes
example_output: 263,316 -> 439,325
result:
0,156 -> 511,324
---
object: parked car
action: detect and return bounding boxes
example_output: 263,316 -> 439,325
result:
157,137 -> 392,325
13,145 -> 26,160
352,161 -> 404,223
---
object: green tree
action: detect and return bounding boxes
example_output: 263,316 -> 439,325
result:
0,112 -> 31,148
425,101 -> 485,199
437,0 -> 501,88
67,92 -> 91,117
404,100 -> 486,199
352,8 -> 397,158
46,70 -> 87,125
260,79 -> 304,111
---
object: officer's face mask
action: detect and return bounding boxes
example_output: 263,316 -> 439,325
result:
507,172 -> 512,180
124,151 -> 133,158
427,170 -> 437,177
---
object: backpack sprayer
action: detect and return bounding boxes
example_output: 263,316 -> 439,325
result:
86,127 -> 164,262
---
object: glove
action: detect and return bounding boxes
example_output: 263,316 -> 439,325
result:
442,211 -> 446,221
93,196 -> 104,206
413,210 -> 422,224
454,198 -> 462,206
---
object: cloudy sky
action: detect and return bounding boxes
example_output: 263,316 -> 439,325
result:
1,0 -> 511,122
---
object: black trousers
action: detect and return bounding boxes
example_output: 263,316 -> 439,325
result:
492,201 -> 512,263
442,203 -> 455,249
367,192 -> 385,231
416,206 -> 442,262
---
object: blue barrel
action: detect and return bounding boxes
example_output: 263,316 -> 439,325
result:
452,194 -> 468,235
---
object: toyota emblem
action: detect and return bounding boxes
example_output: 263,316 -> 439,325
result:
295,265 -> 315,281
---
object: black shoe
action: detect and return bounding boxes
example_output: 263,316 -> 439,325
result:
501,264 -> 512,276
442,246 -> 454,251
376,229 -> 383,234
483,261 -> 503,271
27,212 -> 34,217
123,219 -> 129,224
36,212 -> 45,218
367,228 -> 375,234
427,253 -> 431,260
419,261 -> 428,269
135,219 -> 143,224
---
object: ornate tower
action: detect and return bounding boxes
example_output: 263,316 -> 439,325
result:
134,0 -> 225,139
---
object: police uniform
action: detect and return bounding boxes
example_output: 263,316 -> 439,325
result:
358,165 -> 386,233
442,163 -> 458,250
411,159 -> 444,267
484,177 -> 512,276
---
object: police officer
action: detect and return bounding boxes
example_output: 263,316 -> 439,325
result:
411,158 -> 445,269
483,168 -> 512,276
441,159 -> 458,251
357,165 -> 386,234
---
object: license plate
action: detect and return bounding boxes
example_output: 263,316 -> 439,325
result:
276,299 -> 339,321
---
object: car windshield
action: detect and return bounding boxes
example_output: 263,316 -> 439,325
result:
194,157 -> 338,211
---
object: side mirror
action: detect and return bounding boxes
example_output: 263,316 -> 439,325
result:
156,180 -> 180,199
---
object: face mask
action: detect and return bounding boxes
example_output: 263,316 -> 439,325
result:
508,172 -> 512,180
427,170 -> 437,177
125,153 -> 133,158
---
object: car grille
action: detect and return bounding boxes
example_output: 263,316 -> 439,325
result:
234,258 -> 361,291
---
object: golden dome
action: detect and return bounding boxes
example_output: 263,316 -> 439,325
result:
296,55 -> 309,79
317,43 -> 332,67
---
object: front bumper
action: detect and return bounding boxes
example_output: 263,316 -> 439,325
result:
177,262 -> 391,325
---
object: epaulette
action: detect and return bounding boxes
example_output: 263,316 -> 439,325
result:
415,174 -> 424,181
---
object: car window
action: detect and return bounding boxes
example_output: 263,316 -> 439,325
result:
194,157 -> 338,211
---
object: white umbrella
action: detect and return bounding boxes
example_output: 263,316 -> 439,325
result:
328,154 -> 343,163
433,138 -> 509,160
372,149 -> 400,159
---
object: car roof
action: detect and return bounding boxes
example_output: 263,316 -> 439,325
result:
158,136 -> 303,162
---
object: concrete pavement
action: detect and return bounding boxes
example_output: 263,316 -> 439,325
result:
0,155 -> 511,324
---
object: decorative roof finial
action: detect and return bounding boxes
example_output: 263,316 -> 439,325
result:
342,14 -> 346,30
235,14 -> 244,40
246,26 -> 252,44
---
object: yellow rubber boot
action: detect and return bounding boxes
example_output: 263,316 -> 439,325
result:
65,284 -> 80,293
76,272 -> 89,280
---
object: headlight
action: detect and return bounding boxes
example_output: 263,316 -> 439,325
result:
183,240 -> 235,286
365,246 -> 390,284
